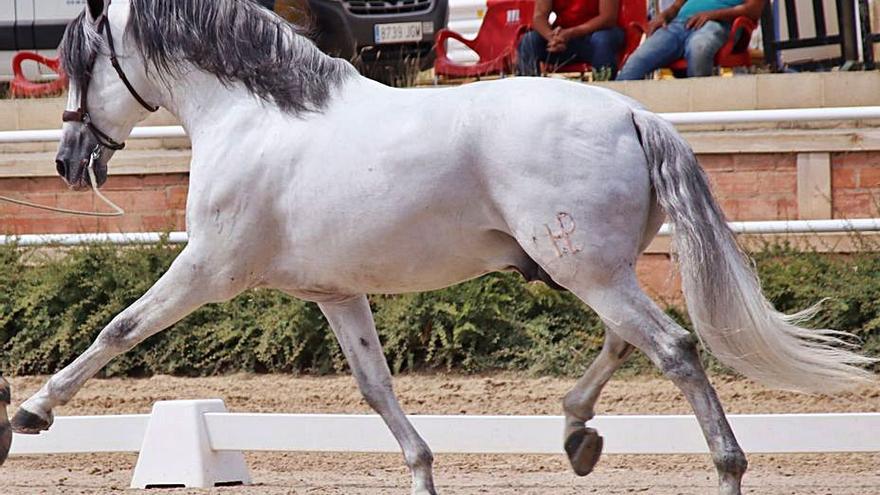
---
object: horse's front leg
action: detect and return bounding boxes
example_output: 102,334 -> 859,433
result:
9,247 -> 234,436
318,295 -> 437,495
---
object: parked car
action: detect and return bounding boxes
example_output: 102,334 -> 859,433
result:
276,0 -> 449,85
1,0 -> 448,86
0,0 -> 84,82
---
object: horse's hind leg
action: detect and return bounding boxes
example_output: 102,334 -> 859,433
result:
567,274 -> 747,495
9,247 -> 229,436
562,330 -> 634,475
318,295 -> 436,495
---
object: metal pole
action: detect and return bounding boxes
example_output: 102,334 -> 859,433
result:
859,0 -> 876,69
657,218 -> 880,236
761,1 -> 779,70
5,219 -> 880,246
660,106 -> 880,125
839,0 -> 860,64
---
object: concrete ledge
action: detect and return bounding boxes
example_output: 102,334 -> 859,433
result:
593,71 -> 880,113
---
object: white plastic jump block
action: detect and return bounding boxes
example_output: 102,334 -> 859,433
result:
130,399 -> 250,489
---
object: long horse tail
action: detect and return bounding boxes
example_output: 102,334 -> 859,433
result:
630,108 -> 876,393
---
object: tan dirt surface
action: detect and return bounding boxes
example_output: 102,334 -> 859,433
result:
2,373 -> 879,494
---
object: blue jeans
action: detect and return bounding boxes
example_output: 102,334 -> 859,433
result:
616,19 -> 728,80
517,28 -> 624,76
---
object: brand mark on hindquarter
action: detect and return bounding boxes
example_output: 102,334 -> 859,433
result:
545,212 -> 581,257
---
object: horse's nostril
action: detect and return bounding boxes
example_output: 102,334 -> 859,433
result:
55,159 -> 67,178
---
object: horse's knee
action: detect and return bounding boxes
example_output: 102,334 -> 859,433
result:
96,316 -> 142,353
354,373 -> 395,411
405,441 -> 434,471
656,332 -> 704,384
714,447 -> 748,477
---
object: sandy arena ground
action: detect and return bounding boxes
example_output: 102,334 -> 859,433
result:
1,373 -> 878,494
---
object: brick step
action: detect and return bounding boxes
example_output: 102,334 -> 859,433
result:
0,148 -> 191,178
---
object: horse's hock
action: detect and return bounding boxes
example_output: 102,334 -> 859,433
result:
3,72 -> 880,300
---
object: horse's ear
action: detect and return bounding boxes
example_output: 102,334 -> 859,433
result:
86,0 -> 107,21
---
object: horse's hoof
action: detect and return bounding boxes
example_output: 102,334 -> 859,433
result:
564,425 -> 603,476
10,407 -> 52,435
0,378 -> 12,465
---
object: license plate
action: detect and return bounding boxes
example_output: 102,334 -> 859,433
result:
374,22 -> 423,44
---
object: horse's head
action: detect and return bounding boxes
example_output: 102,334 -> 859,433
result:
56,0 -> 159,190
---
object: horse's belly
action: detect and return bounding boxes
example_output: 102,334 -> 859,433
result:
268,222 -> 526,295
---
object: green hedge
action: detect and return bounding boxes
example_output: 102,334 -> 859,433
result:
1,240 -> 878,377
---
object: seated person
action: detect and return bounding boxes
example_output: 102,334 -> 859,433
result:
517,0 -> 624,76
616,0 -> 764,79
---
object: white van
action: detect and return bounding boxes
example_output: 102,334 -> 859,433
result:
1,0 -> 85,81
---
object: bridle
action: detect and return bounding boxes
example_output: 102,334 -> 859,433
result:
62,2 -> 158,151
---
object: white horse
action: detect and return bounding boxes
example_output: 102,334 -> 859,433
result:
0,1 -> 873,493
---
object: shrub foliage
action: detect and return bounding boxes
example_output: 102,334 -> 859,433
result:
1,240 -> 878,377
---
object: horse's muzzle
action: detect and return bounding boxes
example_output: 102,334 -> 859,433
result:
55,146 -> 109,191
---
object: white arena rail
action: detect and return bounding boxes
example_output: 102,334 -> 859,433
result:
4,218 -> 880,246
2,106 -> 880,144
8,399 -> 880,488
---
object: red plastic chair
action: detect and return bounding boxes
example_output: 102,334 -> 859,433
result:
639,16 -> 758,73
10,52 -> 68,98
434,0 -> 535,79
543,0 -> 648,77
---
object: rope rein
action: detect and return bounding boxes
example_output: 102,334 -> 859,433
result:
0,151 -> 125,217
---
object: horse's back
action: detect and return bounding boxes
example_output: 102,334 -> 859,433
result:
429,77 -> 653,213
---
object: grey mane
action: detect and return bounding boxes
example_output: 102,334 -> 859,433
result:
61,0 -> 355,114
60,12 -> 102,97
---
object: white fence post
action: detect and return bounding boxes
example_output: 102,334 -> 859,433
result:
129,399 -> 250,489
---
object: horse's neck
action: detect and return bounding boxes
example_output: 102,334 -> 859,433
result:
160,71 -> 264,147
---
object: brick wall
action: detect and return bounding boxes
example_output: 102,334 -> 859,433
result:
4,152 -> 879,236
702,153 -> 800,221
0,174 -> 188,235
832,151 -> 880,218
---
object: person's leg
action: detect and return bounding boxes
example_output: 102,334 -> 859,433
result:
541,35 -> 591,71
616,21 -> 687,80
542,28 -> 622,76
684,20 -> 728,77
517,30 -> 549,76
588,27 -> 625,74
